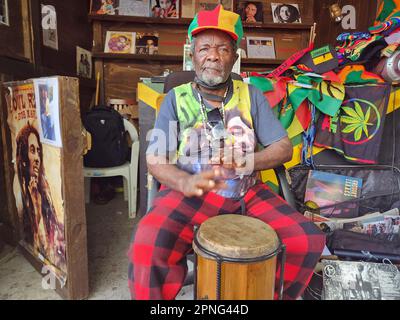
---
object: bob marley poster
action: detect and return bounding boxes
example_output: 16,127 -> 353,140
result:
4,79 -> 67,283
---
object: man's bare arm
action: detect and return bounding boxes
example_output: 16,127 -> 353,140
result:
253,136 -> 293,171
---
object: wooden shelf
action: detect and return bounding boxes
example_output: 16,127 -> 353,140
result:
93,52 -> 285,66
243,23 -> 313,30
93,52 -> 183,62
242,58 -> 284,65
89,13 -> 192,25
88,13 -> 313,30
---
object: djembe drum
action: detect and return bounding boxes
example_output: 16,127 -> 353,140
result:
193,214 -> 286,300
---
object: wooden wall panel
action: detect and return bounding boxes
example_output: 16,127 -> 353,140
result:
0,0 -> 32,61
37,0 -> 93,75
104,61 -> 182,103
314,0 -> 378,47
60,77 -> 89,300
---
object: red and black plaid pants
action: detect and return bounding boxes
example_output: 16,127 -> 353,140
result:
128,182 -> 325,300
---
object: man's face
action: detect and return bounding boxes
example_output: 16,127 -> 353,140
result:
245,3 -> 257,17
192,30 -> 237,87
160,0 -> 171,9
280,6 -> 291,21
28,133 -> 41,181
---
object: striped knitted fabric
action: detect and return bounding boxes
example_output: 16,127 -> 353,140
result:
188,5 -> 243,45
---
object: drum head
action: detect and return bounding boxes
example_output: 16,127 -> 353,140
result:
194,214 -> 280,260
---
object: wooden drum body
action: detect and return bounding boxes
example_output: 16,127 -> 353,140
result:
193,214 -> 285,300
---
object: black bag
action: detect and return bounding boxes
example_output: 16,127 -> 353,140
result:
288,164 -> 400,216
83,106 -> 129,168
327,229 -> 400,263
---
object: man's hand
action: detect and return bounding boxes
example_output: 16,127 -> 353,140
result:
181,169 -> 227,197
210,145 -> 248,171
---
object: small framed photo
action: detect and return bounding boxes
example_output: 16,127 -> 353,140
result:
118,0 -> 151,17
246,36 -> 276,59
232,48 -> 241,75
219,0 -> 233,11
136,32 -> 159,55
0,0 -> 9,26
33,77 -> 63,148
271,3 -> 302,23
193,0 -> 233,15
91,0 -> 119,15
183,44 -> 193,71
236,1 -> 263,24
150,0 -> 179,18
76,47 -> 93,79
104,31 -> 136,54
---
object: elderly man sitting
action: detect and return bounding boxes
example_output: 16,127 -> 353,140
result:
128,5 -> 325,300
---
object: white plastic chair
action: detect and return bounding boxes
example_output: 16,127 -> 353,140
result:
83,118 -> 139,218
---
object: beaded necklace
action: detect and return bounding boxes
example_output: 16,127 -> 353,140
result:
196,86 -> 229,141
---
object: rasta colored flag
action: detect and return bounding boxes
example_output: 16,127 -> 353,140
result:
337,65 -> 385,85
314,84 -> 391,164
375,0 -> 400,24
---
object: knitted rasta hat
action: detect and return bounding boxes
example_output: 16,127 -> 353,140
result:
188,5 -> 243,45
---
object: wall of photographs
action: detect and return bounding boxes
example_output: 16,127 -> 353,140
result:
90,0 -> 315,105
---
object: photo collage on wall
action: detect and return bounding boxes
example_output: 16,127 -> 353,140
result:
95,1 -> 303,61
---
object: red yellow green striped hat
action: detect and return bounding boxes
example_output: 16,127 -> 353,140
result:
188,5 -> 243,45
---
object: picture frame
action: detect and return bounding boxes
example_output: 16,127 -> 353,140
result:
136,32 -> 159,55
271,3 -> 302,23
91,0 -> 119,15
76,47 -> 93,79
183,44 -> 193,71
0,0 -> 9,26
246,36 -> 276,59
118,0 -> 151,17
236,1 -> 263,24
104,31 -> 136,54
150,0 -> 179,18
183,0 -> 233,18
232,48 -> 241,75
33,77 -> 63,148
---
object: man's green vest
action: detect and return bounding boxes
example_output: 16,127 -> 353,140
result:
173,80 -> 257,199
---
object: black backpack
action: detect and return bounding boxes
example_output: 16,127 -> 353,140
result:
83,106 -> 129,168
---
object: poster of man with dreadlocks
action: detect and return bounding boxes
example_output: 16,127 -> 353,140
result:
4,79 -> 67,283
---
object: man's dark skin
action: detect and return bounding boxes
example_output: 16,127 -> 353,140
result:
147,29 -> 293,198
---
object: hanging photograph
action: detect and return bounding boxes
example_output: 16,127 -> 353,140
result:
91,0 -> 119,15
246,36 -> 276,59
232,48 -> 241,75
76,47 -> 93,79
183,44 -> 193,71
104,31 -> 136,54
196,0 -> 219,12
135,32 -> 159,54
219,0 -> 233,11
271,3 -> 302,23
0,0 -> 9,26
237,1 -> 263,24
41,4 -> 59,50
118,0 -> 151,17
33,77 -> 63,148
5,80 -> 67,285
150,0 -> 179,18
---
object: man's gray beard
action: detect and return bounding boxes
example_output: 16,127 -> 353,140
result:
199,72 -> 225,86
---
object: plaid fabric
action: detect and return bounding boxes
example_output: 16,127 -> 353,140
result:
128,182 -> 325,300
